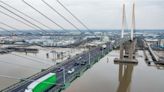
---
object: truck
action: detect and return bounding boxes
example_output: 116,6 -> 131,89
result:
25,73 -> 57,92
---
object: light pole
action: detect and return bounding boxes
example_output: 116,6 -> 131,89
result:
62,67 -> 66,85
101,47 -> 104,56
88,46 -> 92,66
89,52 -> 91,65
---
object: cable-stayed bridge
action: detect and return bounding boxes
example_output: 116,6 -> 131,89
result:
0,0 -> 142,92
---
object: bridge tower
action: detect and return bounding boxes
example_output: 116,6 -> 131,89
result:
114,0 -> 138,64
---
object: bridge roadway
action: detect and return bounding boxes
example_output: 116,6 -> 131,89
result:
2,42 -> 113,92
47,43 -> 113,92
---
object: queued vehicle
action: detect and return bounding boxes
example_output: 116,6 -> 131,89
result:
102,44 -> 107,49
67,68 -> 75,74
81,61 -> 87,65
56,68 -> 63,72
100,44 -> 107,50
77,57 -> 82,60
74,62 -> 80,66
25,73 -> 57,92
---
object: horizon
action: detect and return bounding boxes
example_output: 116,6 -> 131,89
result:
0,0 -> 164,30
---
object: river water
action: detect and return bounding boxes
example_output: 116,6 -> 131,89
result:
64,50 -> 164,92
0,47 -> 85,90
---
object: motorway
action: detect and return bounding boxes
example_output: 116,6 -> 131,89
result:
1,42 -> 113,92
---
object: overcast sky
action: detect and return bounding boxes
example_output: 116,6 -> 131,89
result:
0,0 -> 164,30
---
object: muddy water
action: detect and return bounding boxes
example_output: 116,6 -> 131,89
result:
0,47 -> 84,90
0,51 -> 51,90
64,50 -> 164,92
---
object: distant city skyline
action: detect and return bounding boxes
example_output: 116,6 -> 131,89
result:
0,0 -> 164,30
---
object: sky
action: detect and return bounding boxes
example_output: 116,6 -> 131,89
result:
0,0 -> 164,31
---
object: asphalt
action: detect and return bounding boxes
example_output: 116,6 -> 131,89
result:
2,42 -> 113,92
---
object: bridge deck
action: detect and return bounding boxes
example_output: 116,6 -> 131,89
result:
114,58 -> 138,64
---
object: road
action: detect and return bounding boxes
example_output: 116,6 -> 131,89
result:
2,42 -> 113,92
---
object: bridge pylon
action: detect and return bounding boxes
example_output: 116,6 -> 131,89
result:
114,0 -> 138,64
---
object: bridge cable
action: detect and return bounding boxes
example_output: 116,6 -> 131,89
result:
0,20 -> 71,68
0,26 -> 12,33
0,0 -> 55,31
22,0 -> 67,32
56,0 -> 96,36
0,4 -> 48,33
0,31 -> 55,67
0,22 -> 25,35
0,22 -> 22,32
0,10 -> 40,30
41,0 -> 83,33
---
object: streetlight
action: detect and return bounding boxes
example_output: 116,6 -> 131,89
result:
89,52 -> 91,65
88,46 -> 91,67
62,67 -> 66,85
101,47 -> 104,56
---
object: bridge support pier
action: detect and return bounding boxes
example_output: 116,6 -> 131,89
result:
114,39 -> 138,64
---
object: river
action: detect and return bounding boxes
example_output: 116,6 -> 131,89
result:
64,50 -> 164,92
0,47 -> 85,90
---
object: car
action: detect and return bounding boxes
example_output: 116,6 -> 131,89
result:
81,61 -> 87,65
56,68 -> 63,72
77,57 -> 82,60
67,68 -> 75,74
56,62 -> 60,65
74,62 -> 80,66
